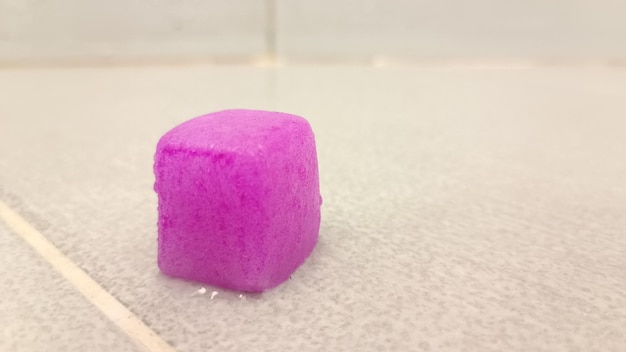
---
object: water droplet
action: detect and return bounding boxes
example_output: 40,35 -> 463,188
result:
191,286 -> 206,296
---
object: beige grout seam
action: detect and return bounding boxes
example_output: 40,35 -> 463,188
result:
0,200 -> 176,352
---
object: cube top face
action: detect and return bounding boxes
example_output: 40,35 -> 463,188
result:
154,110 -> 321,292
157,109 -> 310,156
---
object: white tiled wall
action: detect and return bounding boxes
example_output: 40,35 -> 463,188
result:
0,0 -> 267,62
1,0 -> 626,62
276,0 -> 626,60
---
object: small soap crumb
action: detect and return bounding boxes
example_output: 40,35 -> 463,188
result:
210,291 -> 219,300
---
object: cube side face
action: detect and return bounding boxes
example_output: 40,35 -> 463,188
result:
260,119 -> 321,287
154,110 -> 321,291
155,147 -> 270,291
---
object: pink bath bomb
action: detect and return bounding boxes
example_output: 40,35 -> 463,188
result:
154,109 -> 321,291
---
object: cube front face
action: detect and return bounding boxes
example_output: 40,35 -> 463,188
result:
154,110 -> 321,291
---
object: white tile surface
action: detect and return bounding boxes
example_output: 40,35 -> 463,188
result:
1,65 -> 626,351
0,222 -> 141,352
0,0 -> 266,62
276,0 -> 626,59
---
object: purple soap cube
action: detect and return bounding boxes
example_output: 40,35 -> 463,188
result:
154,109 -> 321,292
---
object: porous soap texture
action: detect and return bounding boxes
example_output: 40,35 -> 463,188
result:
154,110 -> 321,292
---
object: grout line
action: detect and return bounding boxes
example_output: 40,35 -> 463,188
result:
265,0 -> 277,61
0,200 -> 176,352
0,56 -> 271,70
1,55 -> 626,70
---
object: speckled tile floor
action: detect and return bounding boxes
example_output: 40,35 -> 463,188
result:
1,65 -> 625,352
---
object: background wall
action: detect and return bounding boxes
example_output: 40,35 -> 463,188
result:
1,0 -> 626,64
